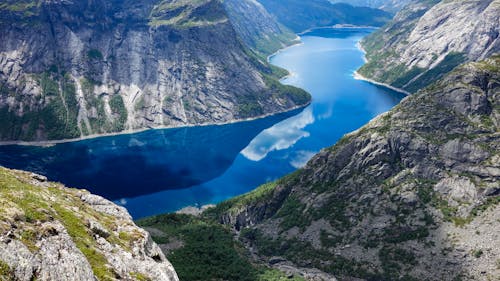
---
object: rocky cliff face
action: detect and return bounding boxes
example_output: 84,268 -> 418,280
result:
0,0 -> 309,142
222,0 -> 298,56
0,166 -> 179,281
204,55 -> 499,280
358,0 -> 500,93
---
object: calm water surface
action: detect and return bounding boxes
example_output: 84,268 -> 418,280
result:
0,28 -> 404,218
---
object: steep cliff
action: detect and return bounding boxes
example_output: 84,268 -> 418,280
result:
358,0 -> 500,93
222,0 -> 298,56
0,166 -> 179,281
256,0 -> 392,32
148,56 -> 499,281
0,0 -> 310,142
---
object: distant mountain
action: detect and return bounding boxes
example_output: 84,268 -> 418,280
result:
0,0 -> 310,142
358,0 -> 500,93
256,0 -> 392,32
329,0 -> 413,12
0,167 -> 179,281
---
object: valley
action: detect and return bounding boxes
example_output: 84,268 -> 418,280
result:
0,0 -> 498,281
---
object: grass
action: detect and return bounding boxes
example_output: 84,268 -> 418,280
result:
205,181 -> 279,219
0,259 -> 14,280
53,204 -> 116,280
0,167 -> 162,280
130,272 -> 151,281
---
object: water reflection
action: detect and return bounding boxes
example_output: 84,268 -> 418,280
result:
0,108 -> 301,199
0,28 -> 406,218
241,107 -> 314,161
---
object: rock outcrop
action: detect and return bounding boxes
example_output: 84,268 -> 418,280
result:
205,55 -> 500,280
0,166 -> 179,281
0,0 -> 310,142
358,0 -> 500,93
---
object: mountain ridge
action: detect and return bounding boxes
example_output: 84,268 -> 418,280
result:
142,53 -> 500,281
358,0 -> 500,93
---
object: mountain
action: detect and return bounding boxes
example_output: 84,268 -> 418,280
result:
142,55 -> 500,280
358,0 -> 500,93
0,166 -> 179,281
328,0 -> 413,13
222,0 -> 298,56
256,0 -> 392,32
0,0 -> 310,142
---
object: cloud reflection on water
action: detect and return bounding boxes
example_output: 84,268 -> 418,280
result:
241,107 -> 314,161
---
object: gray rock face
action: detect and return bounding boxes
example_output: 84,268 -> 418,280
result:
223,0 -> 298,56
0,167 -> 179,281
211,57 -> 499,280
0,0 -> 309,142
359,0 -> 500,92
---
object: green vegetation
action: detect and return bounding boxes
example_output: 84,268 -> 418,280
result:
262,74 -> 310,106
257,269 -> 305,281
109,95 -> 128,131
319,230 -> 343,248
0,0 -> 41,19
137,213 -> 303,281
378,246 -> 417,280
0,167 -> 159,280
149,0 -> 226,28
257,0 -> 391,33
241,228 -> 378,280
472,249 -> 483,258
205,181 -> 279,218
80,78 -> 129,135
87,49 -> 103,60
0,69 -> 81,141
130,272 -> 151,281
405,52 -> 466,92
0,259 -> 14,280
54,205 -> 116,280
276,196 -> 308,231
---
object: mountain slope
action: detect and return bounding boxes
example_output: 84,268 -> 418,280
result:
329,0 -> 412,13
0,166 -> 179,281
146,56 -> 500,281
222,0 -> 298,56
358,0 -> 500,93
0,0 -> 309,142
256,0 -> 392,32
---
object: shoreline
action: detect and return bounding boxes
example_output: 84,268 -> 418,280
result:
1,37 -> 310,148
298,24 -> 378,36
267,36 -> 303,63
353,71 -> 411,96
0,102 -> 310,147
354,41 -> 411,96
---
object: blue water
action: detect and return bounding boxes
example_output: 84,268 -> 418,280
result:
0,28 -> 404,218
